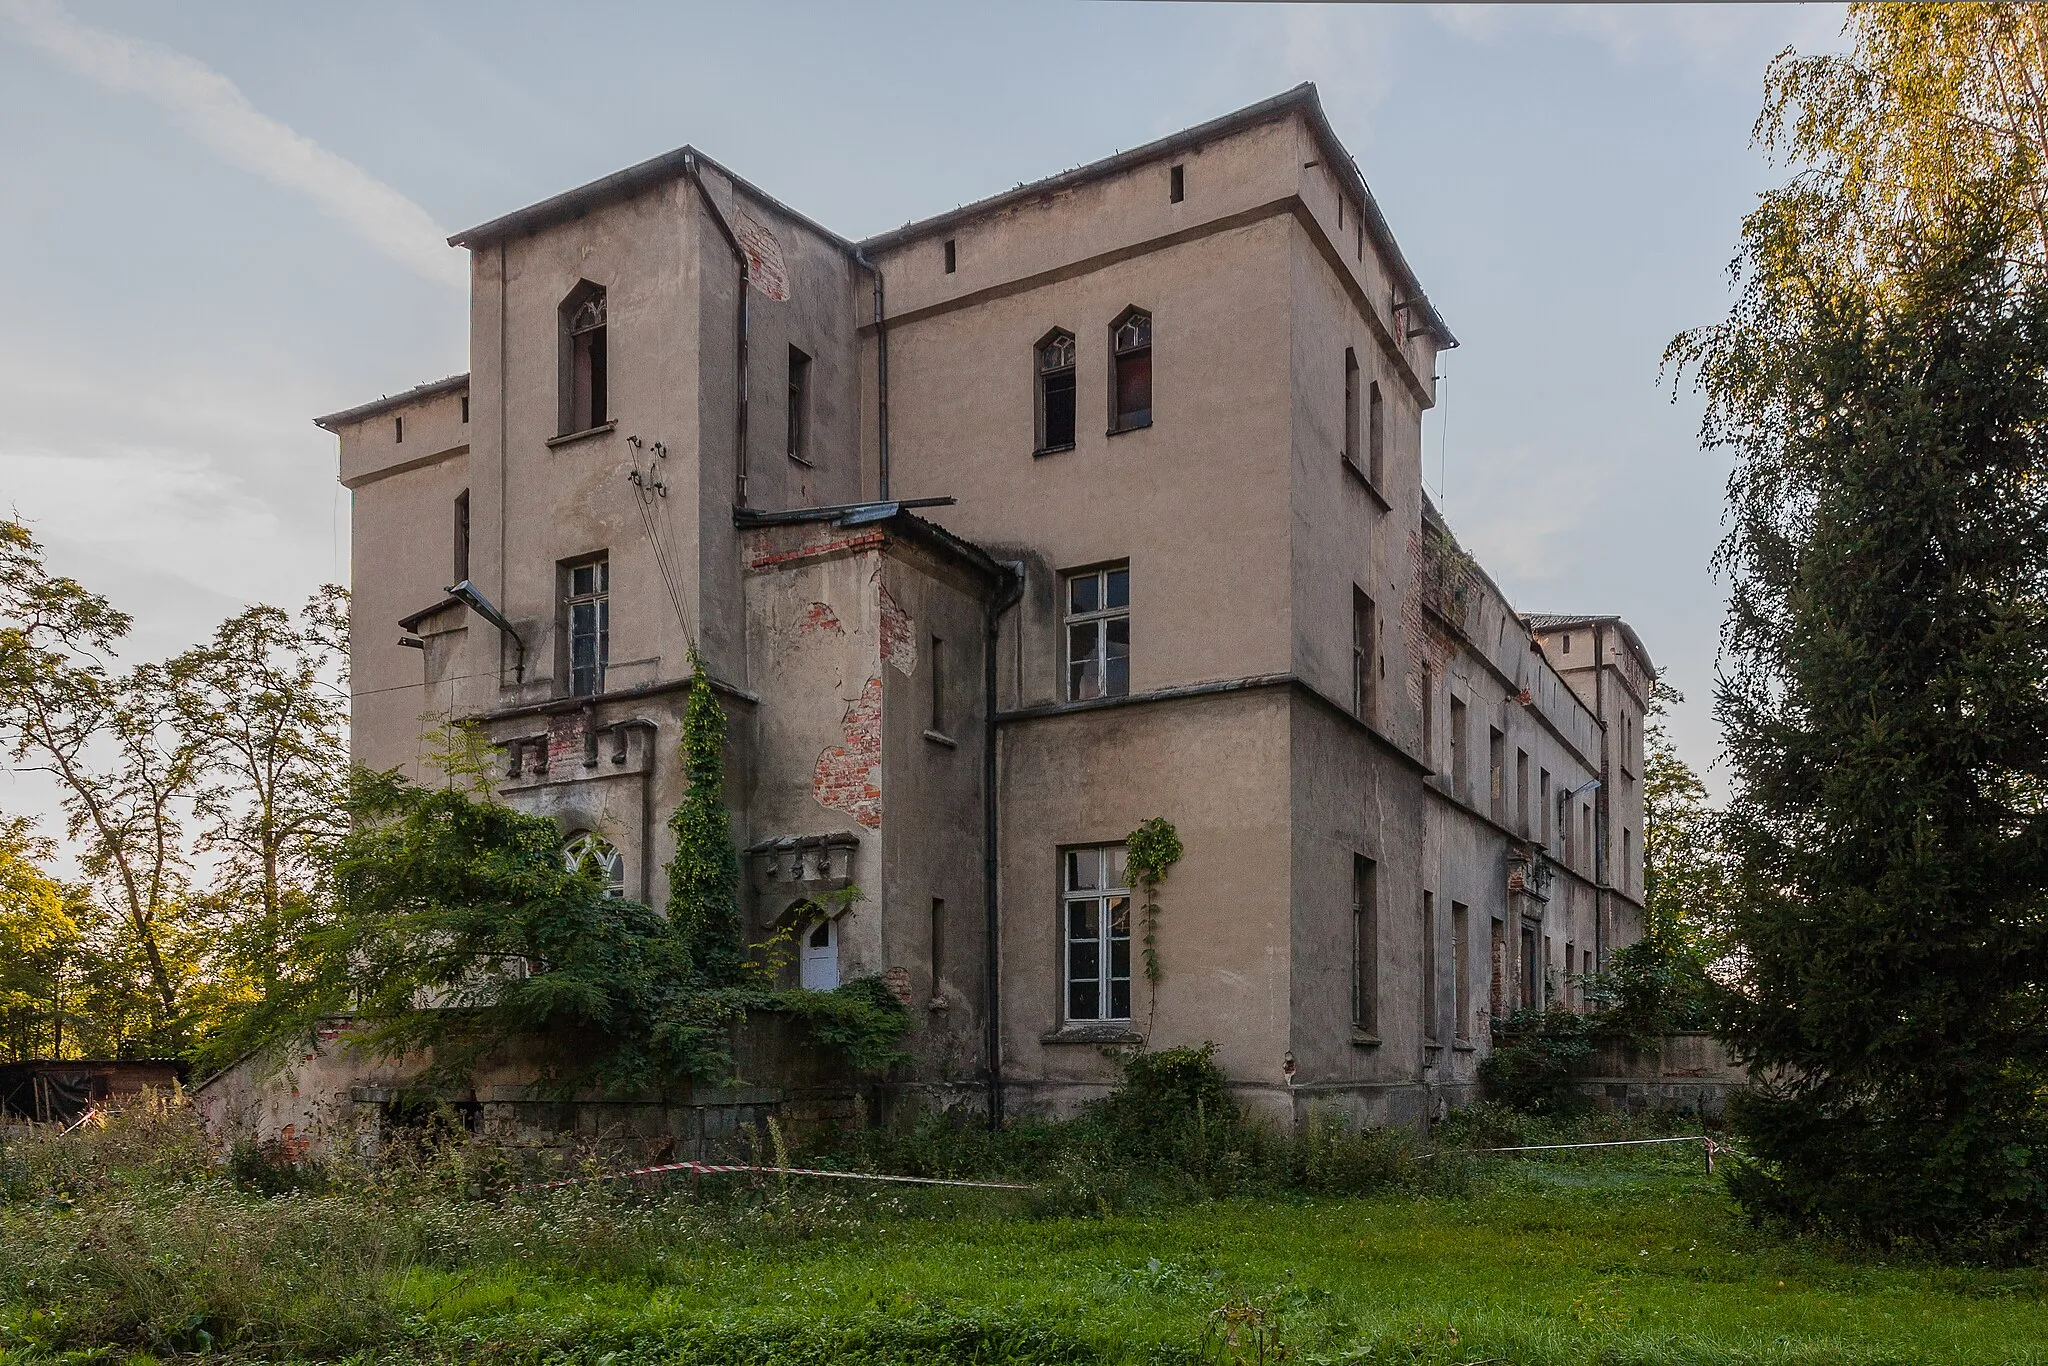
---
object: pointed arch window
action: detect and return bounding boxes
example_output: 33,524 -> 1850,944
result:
1035,329 -> 1076,453
563,831 -> 626,899
559,282 -> 608,435
1108,307 -> 1152,433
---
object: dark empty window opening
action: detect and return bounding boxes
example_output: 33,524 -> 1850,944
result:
453,489 -> 470,584
1367,380 -> 1385,487
1352,587 -> 1376,720
1036,329 -> 1076,452
1352,855 -> 1379,1034
565,556 -> 610,697
1109,307 -> 1152,433
787,345 -> 812,465
929,633 -> 946,735
459,395 -> 470,424
394,415 -> 404,444
1169,164 -> 1185,202
1342,348 -> 1361,472
943,238 -> 957,273
560,282 -> 608,435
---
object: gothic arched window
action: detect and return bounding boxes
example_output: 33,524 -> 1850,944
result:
1035,329 -> 1076,453
1108,307 -> 1152,433
560,281 -> 608,435
563,831 -> 626,899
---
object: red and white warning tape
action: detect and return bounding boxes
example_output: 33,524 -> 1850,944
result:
533,1159 -> 1035,1191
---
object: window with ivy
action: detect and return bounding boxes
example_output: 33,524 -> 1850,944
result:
563,831 -> 626,899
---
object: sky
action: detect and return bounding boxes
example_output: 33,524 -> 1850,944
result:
0,0 -> 1849,828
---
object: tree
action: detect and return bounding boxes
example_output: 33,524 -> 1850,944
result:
0,814 -> 82,1060
1677,209 -> 2048,1250
0,519 -> 201,1049
172,590 -> 349,994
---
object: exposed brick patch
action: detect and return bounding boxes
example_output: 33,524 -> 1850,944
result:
877,574 -> 917,675
798,601 -> 844,635
883,966 -> 913,1005
547,711 -> 584,768
1402,527 -> 1462,705
748,531 -> 886,571
813,676 -> 884,829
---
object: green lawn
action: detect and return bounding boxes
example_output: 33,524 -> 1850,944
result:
6,1145 -> 2046,1364
382,1153 -> 2046,1365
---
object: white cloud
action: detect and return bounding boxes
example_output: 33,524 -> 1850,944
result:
0,0 -> 466,289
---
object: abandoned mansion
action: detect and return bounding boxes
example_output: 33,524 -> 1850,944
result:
313,84 -> 1654,1128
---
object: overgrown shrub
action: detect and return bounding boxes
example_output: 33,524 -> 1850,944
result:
1479,1007 -> 1596,1116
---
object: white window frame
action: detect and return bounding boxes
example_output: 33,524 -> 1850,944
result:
1062,844 -> 1132,1023
1063,564 -> 1130,701
563,831 -> 626,899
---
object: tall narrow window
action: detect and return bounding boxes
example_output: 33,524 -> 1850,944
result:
1565,939 -> 1578,1009
1421,891 -> 1438,1044
1064,564 -> 1130,701
560,282 -> 608,434
1516,749 -> 1530,835
1064,845 -> 1131,1022
1351,588 -> 1377,720
1582,804 -> 1594,875
394,415 -> 404,444
1169,164 -> 1185,202
1343,348 -> 1361,472
1521,924 -> 1540,1008
1109,307 -> 1152,432
930,897 -> 946,1003
1367,380 -> 1385,487
1540,769 -> 1552,847
1036,329 -> 1077,452
565,556 -> 610,697
1623,826 -> 1634,892
453,489 -> 471,584
1452,901 -> 1471,1041
1352,855 -> 1379,1034
460,395 -> 470,424
943,238 -> 957,273
929,634 -> 946,735
1489,917 -> 1507,1019
1489,727 -> 1506,821
786,346 -> 811,464
1421,667 -> 1436,770
1449,696 -> 1468,798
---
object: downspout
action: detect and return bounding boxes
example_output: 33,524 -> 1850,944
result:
684,154 -> 750,508
983,563 -> 1025,1128
852,248 -> 890,500
1593,621 -> 1608,970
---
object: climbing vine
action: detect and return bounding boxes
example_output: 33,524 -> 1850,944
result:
667,646 -> 745,985
1125,816 -> 1184,987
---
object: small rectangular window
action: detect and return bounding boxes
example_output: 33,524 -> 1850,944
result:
394,415 -> 404,444
929,634 -> 946,735
1352,855 -> 1378,1034
1452,901 -> 1471,1041
1064,845 -> 1131,1022
1064,564 -> 1130,701
460,395 -> 470,424
453,489 -> 470,584
1169,164 -> 1185,203
1563,633 -> 1573,655
1421,890 -> 1438,1043
943,238 -> 956,274
565,555 -> 610,697
787,346 -> 811,465
1351,588 -> 1376,720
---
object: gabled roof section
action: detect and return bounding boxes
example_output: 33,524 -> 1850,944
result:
447,146 -> 857,253
735,498 -> 1012,588
313,373 -> 468,431
857,83 -> 1453,347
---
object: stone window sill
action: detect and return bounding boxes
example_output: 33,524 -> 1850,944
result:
1341,456 -> 1393,512
1106,418 -> 1152,437
1041,1024 -> 1143,1046
1452,1039 -> 1477,1053
1033,442 -> 1076,458
546,420 -> 617,449
923,729 -> 958,749
1350,1029 -> 1382,1048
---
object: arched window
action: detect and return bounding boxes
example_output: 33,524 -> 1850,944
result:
1035,329 -> 1076,453
563,831 -> 626,899
559,281 -> 608,434
1108,307 -> 1152,433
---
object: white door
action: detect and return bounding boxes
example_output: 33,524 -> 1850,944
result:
800,917 -> 839,990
